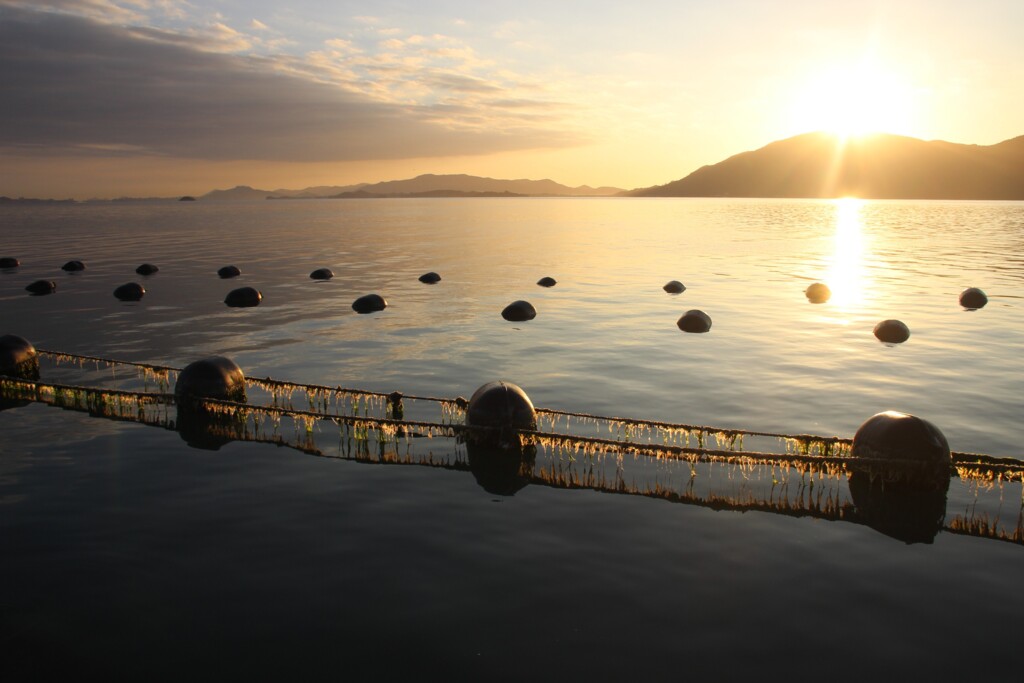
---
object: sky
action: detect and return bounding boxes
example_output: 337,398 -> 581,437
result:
2,0 -> 1022,199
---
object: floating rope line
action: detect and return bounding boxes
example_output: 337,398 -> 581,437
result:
4,370 -> 1019,548
194,395 -> 463,440
27,350 -> 897,461
37,349 -> 178,375
24,349 -> 1024,483
37,349 -> 465,419
537,407 -> 852,447
35,349 -> 459,405
169,394 -> 1024,481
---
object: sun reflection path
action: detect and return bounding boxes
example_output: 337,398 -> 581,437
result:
824,198 -> 870,312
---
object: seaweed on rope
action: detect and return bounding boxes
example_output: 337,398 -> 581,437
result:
10,349 -> 1024,486
4,373 -> 1023,546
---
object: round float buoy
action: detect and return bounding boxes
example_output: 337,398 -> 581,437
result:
225,287 -> 262,307
113,282 -> 145,301
850,411 -> 951,496
663,280 -> 686,294
501,300 -> 536,322
959,287 -> 988,310
537,276 -> 557,287
61,260 -> 85,272
352,293 -> 387,314
852,412 -> 950,466
419,272 -> 441,284
0,257 -> 19,268
25,280 -> 56,296
466,381 -> 537,436
805,282 -> 831,303
218,265 -> 241,279
175,356 -> 247,403
0,334 -> 39,379
874,319 -> 910,344
136,263 -> 159,275
310,267 -> 334,280
677,309 -> 711,333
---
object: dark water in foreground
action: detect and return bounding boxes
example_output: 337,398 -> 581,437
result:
1,199 -> 1022,680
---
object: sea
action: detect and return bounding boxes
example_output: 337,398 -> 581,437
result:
1,197 -> 1022,680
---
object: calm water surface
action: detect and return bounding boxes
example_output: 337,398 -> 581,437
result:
1,198 -> 1022,680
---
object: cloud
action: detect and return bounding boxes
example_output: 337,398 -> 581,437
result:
0,6 -> 584,163
199,21 -> 254,52
0,0 -> 182,23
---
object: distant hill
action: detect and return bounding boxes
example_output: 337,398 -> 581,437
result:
0,196 -> 76,204
326,189 -> 527,199
201,175 -> 623,201
631,133 -> 1024,200
335,174 -> 623,197
201,184 -> 367,200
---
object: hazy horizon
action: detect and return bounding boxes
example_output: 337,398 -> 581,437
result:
2,0 -> 1022,199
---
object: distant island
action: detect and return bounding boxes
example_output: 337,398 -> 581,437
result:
274,190 -> 530,199
202,174 -> 625,201
0,196 -> 77,204
630,132 -> 1024,200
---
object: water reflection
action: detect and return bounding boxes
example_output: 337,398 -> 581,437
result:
176,404 -> 245,451
825,198 -> 870,311
466,441 -> 537,496
847,471 -> 949,544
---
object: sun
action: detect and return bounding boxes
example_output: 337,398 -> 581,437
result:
788,61 -> 918,139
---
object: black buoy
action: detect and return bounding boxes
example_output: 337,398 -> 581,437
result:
136,263 -> 159,275
465,381 -> 537,440
959,287 -> 988,310
225,287 -> 262,307
663,280 -> 686,294
874,319 -> 910,344
61,260 -> 86,272
805,282 -> 831,303
501,300 -> 536,322
25,280 -> 55,296
677,309 -> 711,333
852,412 -> 950,466
850,411 -> 951,495
310,267 -> 334,280
218,265 -> 241,279
174,356 -> 247,403
0,257 -> 19,268
537,276 -> 557,287
0,334 -> 39,379
113,282 -> 145,301
419,272 -> 441,284
352,293 -> 387,313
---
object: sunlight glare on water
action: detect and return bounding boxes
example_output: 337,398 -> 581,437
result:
825,198 -> 870,313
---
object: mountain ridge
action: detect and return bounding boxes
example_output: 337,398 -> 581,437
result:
201,174 -> 624,201
630,132 -> 1024,199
